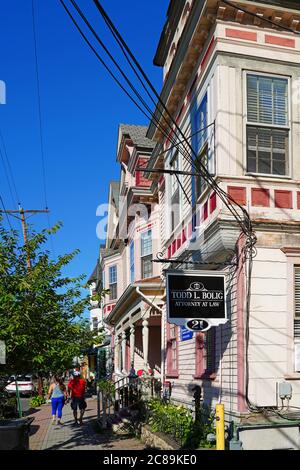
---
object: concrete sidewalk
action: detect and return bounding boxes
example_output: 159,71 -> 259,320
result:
29,397 -> 145,450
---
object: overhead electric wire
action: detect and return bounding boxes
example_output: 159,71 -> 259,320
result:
32,0 -> 48,211
91,0 -> 252,236
0,146 -> 18,209
221,0 -> 300,35
0,194 -> 13,230
0,129 -> 21,207
60,0 -> 202,206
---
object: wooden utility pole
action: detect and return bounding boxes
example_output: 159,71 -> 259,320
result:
0,207 -> 49,268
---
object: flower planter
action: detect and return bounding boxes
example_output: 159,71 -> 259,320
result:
0,417 -> 34,450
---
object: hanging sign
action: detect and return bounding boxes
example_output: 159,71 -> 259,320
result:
166,270 -> 227,330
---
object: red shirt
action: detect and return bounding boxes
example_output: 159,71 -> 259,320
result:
68,378 -> 86,398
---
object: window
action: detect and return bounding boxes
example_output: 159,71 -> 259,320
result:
192,93 -> 209,199
109,265 -> 117,300
195,329 -> 216,378
170,152 -> 180,232
246,74 -> 289,176
130,241 -> 135,283
294,267 -> 300,372
141,230 -> 152,279
167,323 -> 178,377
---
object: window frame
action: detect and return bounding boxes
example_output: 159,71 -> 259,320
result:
169,150 -> 181,234
244,70 -> 292,179
283,251 -> 300,379
130,240 -> 135,284
141,230 -> 153,279
166,323 -> 179,378
109,265 -> 117,300
194,330 -> 216,380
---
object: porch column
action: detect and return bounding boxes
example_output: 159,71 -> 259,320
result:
121,331 -> 126,374
115,335 -> 120,373
129,324 -> 135,369
142,318 -> 149,370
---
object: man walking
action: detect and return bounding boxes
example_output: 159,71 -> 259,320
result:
68,370 -> 87,425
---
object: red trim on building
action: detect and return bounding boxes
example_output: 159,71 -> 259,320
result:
182,227 -> 187,244
176,238 -> 182,250
194,330 -> 216,380
251,188 -> 270,207
265,35 -> 295,48
274,190 -> 293,209
226,28 -> 257,42
297,192 -> 300,210
187,74 -> 198,102
171,240 -> 177,255
167,245 -> 172,259
203,201 -> 208,221
188,221 -> 192,238
209,192 -> 217,213
166,323 -> 179,378
228,186 -> 247,206
200,36 -> 215,70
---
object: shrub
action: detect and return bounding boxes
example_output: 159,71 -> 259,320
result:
146,399 -> 215,449
97,379 -> 115,398
30,395 -> 46,408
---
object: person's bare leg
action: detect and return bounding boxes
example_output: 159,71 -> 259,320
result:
73,410 -> 78,424
79,409 -> 84,425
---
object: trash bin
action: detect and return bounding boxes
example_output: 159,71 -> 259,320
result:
0,417 -> 34,450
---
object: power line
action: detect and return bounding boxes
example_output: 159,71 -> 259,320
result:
0,195 -> 13,230
91,0 -> 252,236
32,0 -> 48,210
32,0 -> 55,255
0,129 -> 21,207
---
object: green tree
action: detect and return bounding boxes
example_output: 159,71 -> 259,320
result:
0,219 -> 105,394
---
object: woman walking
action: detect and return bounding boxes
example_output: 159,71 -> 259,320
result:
47,374 -> 68,425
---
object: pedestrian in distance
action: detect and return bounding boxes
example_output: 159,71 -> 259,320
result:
68,370 -> 87,425
47,374 -> 68,425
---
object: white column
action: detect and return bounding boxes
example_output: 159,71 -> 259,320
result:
121,331 -> 127,374
142,318 -> 149,370
115,336 -> 120,373
130,325 -> 135,370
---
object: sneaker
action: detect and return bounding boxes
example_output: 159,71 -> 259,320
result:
51,420 -> 56,425
57,421 -> 64,425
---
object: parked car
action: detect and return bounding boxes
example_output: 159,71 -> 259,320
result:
5,375 -> 36,397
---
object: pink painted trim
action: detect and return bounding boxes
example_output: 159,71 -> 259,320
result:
297,192 -> 300,210
226,28 -> 257,42
265,34 -> 295,48
200,36 -> 215,70
237,235 -> 247,412
166,323 -> 179,377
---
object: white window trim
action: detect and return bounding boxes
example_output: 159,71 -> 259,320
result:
243,70 -> 292,179
166,148 -> 182,238
284,253 -> 300,379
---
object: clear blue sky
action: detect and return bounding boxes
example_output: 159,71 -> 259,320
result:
0,0 -> 168,311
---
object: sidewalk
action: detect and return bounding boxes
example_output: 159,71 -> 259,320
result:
29,397 -> 145,450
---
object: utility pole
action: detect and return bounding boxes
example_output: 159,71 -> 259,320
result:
0,206 -> 49,268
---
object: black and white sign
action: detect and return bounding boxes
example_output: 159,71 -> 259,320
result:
166,270 -> 227,329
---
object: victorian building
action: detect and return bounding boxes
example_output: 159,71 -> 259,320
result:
143,0 -> 300,450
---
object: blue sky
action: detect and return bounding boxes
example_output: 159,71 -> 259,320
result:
0,0 -> 168,311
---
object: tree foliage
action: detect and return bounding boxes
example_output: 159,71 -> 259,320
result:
0,219 -> 104,376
